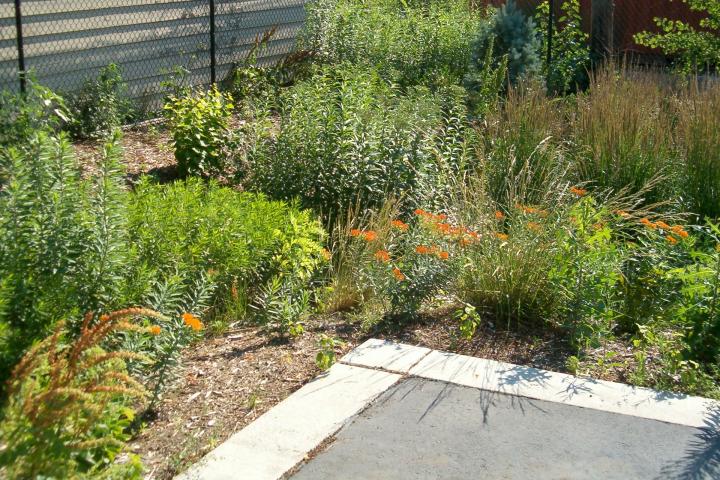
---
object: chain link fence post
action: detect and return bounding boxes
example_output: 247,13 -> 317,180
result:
13,0 -> 25,93
210,0 -> 217,85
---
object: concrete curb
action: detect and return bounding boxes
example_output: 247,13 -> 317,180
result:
176,338 -> 720,479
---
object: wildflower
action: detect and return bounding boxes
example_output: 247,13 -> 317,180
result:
182,312 -> 204,331
416,245 -> 431,254
392,268 -> 406,281
374,250 -> 391,262
391,220 -> 409,231
415,208 -> 428,217
436,213 -> 448,221
459,238 -> 473,247
593,222 -> 604,231
614,210 -> 630,218
570,186 -> 588,197
671,225 -> 689,238
362,231 -> 378,242
656,221 -> 671,230
321,248 -> 332,261
149,325 -> 162,335
438,251 -> 450,260
640,218 -> 657,230
666,235 -> 678,245
528,222 -> 542,232
467,230 -> 480,239
495,232 -> 509,241
495,210 -> 505,220
435,223 -> 452,234
350,229 -> 362,237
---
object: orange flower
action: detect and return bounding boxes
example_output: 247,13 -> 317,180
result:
416,245 -> 430,254
392,268 -> 406,281
362,231 -> 378,242
495,232 -> 509,241
459,238 -> 473,247
391,220 -> 409,231
570,186 -> 588,197
666,235 -> 678,245
350,229 -> 362,237
656,221 -> 671,230
415,208 -> 428,217
435,223 -> 452,234
149,325 -> 162,335
321,248 -> 332,261
593,222 -> 604,231
438,251 -> 450,260
528,222 -> 542,232
614,210 -> 630,218
495,210 -> 505,220
671,225 -> 689,238
436,213 -> 448,221
182,312 -> 204,331
374,250 -> 391,262
640,218 -> 657,230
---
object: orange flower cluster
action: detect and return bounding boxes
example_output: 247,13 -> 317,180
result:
614,210 -> 630,218
149,325 -> 162,335
495,232 -> 509,241
570,186 -> 588,197
392,267 -> 406,281
495,210 -> 505,220
374,250 -> 391,262
415,244 -> 450,259
415,209 -> 448,221
350,229 -> 378,242
515,204 -> 549,217
182,312 -> 204,331
391,219 -> 409,231
527,222 -> 542,232
640,218 -> 689,243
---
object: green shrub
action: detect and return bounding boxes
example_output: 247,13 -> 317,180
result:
471,0 -> 542,84
163,86 -> 235,177
535,0 -> 590,93
0,132 -> 131,379
66,64 -> 134,140
634,0 -> 720,74
249,65 -> 475,220
0,77 -> 69,148
463,37 -> 508,117
300,0 -> 482,89
127,178 -> 327,331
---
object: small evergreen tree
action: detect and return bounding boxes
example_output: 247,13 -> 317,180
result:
471,0 -> 542,84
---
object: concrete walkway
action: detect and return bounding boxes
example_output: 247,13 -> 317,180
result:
177,339 -> 720,480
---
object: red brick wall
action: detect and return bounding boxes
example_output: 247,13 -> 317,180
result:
479,0 -> 706,57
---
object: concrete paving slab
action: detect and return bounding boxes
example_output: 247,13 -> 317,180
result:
340,338 -> 431,373
409,349 -> 718,427
292,377 -> 720,480
176,363 -> 401,480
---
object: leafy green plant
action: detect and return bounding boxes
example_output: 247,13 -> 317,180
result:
0,76 -> 69,148
464,37 -> 508,118
471,0 -> 542,84
66,64 -> 134,140
300,0 -> 482,89
535,0 -> 590,93
249,65 -> 475,221
0,131 -> 131,380
315,334 -> 344,370
163,86 -> 235,177
0,309 -> 157,479
127,178 -> 327,328
455,303 -> 482,340
634,0 -> 720,74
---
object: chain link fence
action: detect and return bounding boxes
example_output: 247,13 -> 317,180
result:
1,0 -> 306,109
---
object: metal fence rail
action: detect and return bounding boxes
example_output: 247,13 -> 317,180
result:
1,0 -> 306,108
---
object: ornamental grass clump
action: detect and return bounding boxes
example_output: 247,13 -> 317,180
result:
0,308 -> 165,479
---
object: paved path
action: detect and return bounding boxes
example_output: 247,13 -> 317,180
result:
177,339 -> 720,480
292,377 -> 717,479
